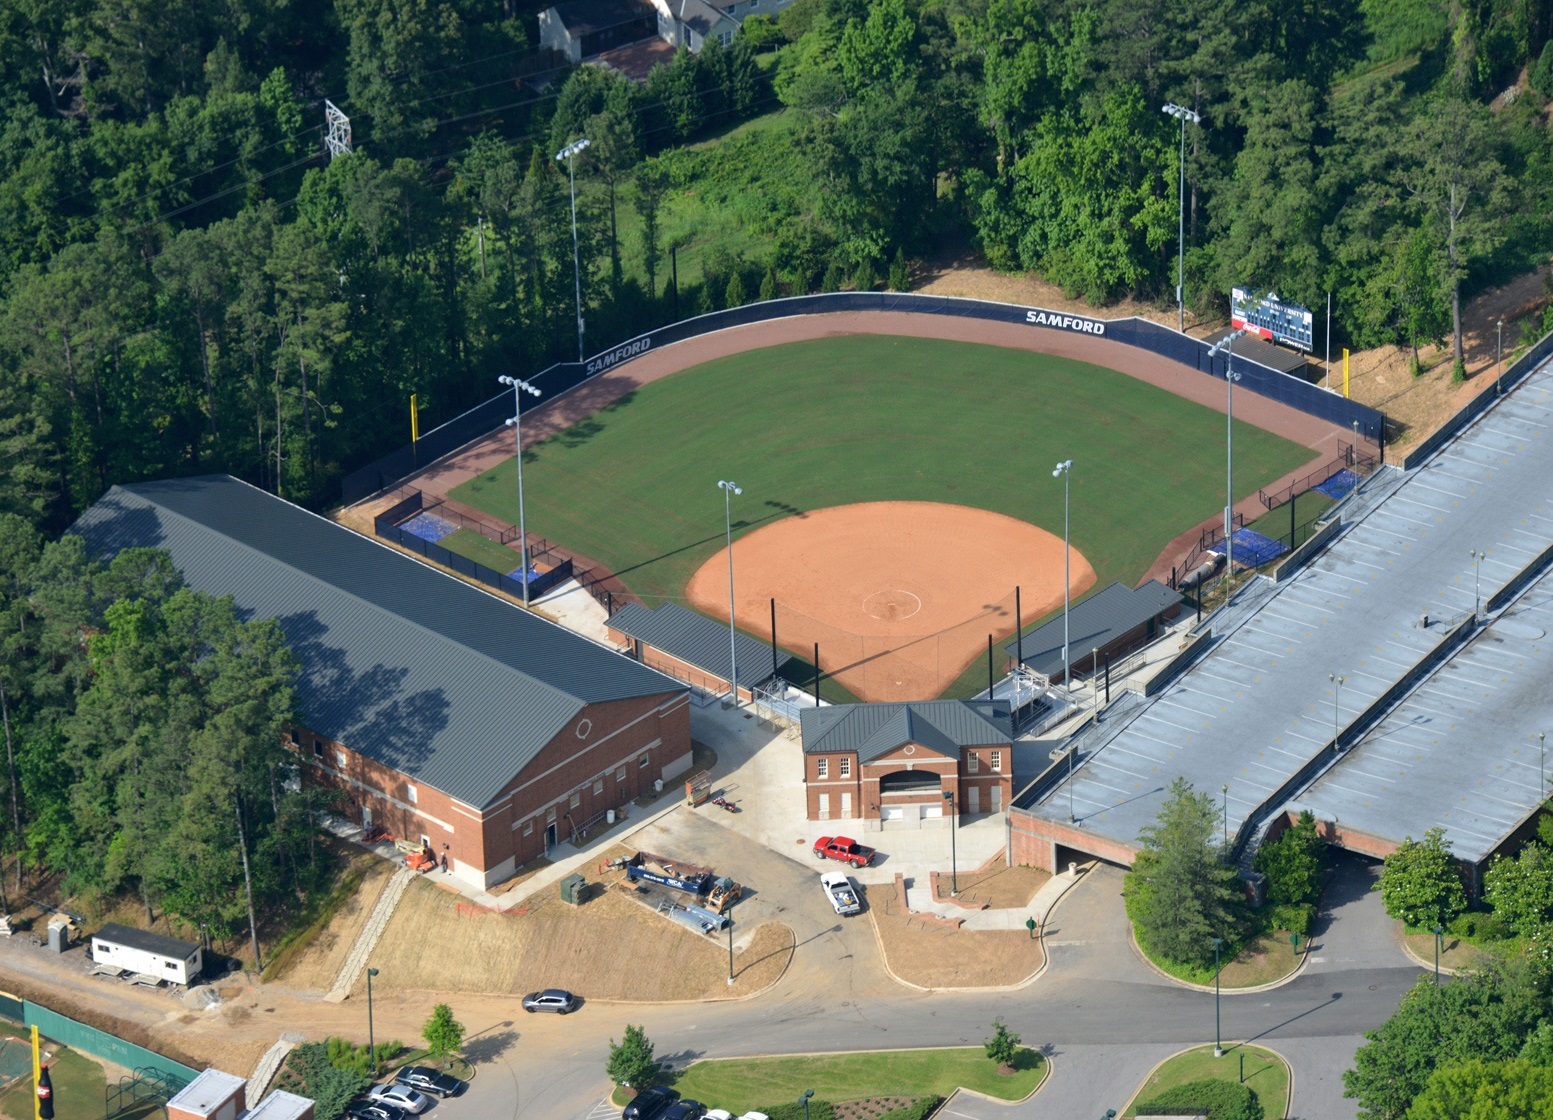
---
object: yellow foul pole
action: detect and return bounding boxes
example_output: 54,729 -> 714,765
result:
30,1025 -> 40,1120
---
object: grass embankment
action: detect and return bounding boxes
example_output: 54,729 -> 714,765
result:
1138,928 -> 1306,989
1123,1044 -> 1290,1119
669,1048 -> 1047,1114
451,336 -> 1313,698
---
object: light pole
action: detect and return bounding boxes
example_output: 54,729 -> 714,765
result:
1540,732 -> 1546,800
1208,330 -> 1248,583
801,1090 -> 814,1120
366,967 -> 380,1077
1497,318 -> 1504,377
1432,923 -> 1443,983
555,137 -> 591,363
1053,459 -> 1074,688
718,480 -> 743,706
1162,103 -> 1202,333
1212,936 -> 1224,1057
726,914 -> 735,986
1329,673 -> 1346,753
499,375 -> 542,606
1470,549 -> 1485,617
1221,784 -> 1229,845
943,790 -> 957,895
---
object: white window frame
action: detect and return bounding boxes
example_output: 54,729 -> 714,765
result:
592,779 -> 604,796
406,784 -> 418,804
523,819 -> 534,836
991,750 -> 1002,773
335,750 -> 347,768
569,792 -> 581,810
839,757 -> 851,778
816,758 -> 828,780
616,767 -> 626,781
967,753 -> 980,773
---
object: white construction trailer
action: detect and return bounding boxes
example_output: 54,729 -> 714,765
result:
90,923 -> 203,985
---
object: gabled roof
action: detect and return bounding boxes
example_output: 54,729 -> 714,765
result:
800,700 -> 1011,762
1004,580 -> 1182,676
669,0 -> 730,36
93,922 -> 200,960
71,477 -> 683,809
609,600 -> 789,687
548,0 -> 655,35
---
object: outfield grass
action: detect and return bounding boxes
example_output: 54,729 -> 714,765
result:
439,527 -> 523,574
669,1047 -> 1046,1113
453,336 -> 1312,625
1124,1044 -> 1290,1119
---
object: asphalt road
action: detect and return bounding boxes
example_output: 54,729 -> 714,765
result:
492,851 -> 1418,1120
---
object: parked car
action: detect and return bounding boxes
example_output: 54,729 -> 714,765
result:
820,871 -> 862,916
521,988 -> 579,1014
704,1110 -> 734,1120
813,835 -> 877,868
620,1086 -> 678,1120
367,1085 -> 430,1114
659,1101 -> 705,1120
346,1103 -> 404,1120
394,1067 -> 464,1098
737,1113 -> 770,1120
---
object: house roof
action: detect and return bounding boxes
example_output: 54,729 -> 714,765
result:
93,922 -> 200,960
608,600 -> 789,687
669,0 -> 729,36
1003,581 -> 1182,676
71,477 -> 683,809
548,0 -> 656,35
800,701 -> 1012,762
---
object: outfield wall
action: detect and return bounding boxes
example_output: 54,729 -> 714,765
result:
341,293 -> 1386,504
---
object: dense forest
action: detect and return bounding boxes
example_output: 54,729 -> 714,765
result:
0,0 -> 1551,532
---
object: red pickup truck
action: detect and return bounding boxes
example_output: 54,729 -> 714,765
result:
813,836 -> 877,868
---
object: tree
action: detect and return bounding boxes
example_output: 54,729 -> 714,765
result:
983,1018 -> 1020,1067
1378,827 -> 1467,929
759,266 -> 779,301
1124,777 -> 1243,968
1405,1059 -> 1553,1120
1483,842 -> 1553,938
421,1003 -> 465,1064
606,1024 -> 658,1088
724,271 -> 747,308
633,158 -> 669,299
1254,810 -> 1323,907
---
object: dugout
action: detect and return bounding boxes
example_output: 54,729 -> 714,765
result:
1204,327 -> 1313,381
1004,581 -> 1183,685
608,601 -> 790,703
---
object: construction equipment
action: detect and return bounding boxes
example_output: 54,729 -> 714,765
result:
705,876 -> 742,914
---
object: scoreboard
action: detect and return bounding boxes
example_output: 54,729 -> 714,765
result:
1231,287 -> 1314,352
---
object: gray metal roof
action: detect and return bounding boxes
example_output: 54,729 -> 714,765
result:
609,600 -> 789,687
71,476 -> 683,809
1205,328 -> 1310,376
1004,581 -> 1182,675
801,700 -> 1012,762
93,922 -> 199,960
550,0 -> 654,35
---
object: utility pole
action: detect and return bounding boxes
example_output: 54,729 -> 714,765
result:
324,100 -> 352,160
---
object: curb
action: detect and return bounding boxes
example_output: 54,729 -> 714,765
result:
938,1055 -> 1053,1111
1397,932 -> 1467,978
571,920 -> 798,1006
1118,1042 -> 1294,1120
1126,921 -> 1311,995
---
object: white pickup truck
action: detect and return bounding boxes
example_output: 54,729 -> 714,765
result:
820,871 -> 862,916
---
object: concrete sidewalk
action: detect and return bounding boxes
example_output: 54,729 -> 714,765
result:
903,862 -> 1088,931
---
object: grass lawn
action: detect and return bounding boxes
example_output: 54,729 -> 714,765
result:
0,1042 -> 160,1120
452,336 -> 1313,646
1245,488 -> 1335,548
669,1047 -> 1047,1113
1124,1045 -> 1290,1119
1139,928 -> 1305,989
439,527 -> 523,574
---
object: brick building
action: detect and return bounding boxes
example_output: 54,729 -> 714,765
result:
799,701 -> 1013,827
73,476 -> 691,891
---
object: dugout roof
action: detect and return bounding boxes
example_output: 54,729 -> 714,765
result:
1003,580 -> 1182,677
608,600 -> 790,688
71,476 -> 683,809
801,700 -> 1012,762
1205,327 -> 1311,377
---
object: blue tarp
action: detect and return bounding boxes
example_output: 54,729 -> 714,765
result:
1315,469 -> 1358,501
1207,528 -> 1290,568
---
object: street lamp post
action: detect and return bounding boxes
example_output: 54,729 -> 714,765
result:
1498,318 -> 1504,378
801,1090 -> 814,1120
1211,936 -> 1224,1057
1162,103 -> 1202,333
1053,460 -> 1074,689
555,137 -> 591,363
366,967 -> 380,1076
499,375 -> 542,606
943,790 -> 958,895
1092,646 -> 1100,722
1329,673 -> 1346,753
1470,549 -> 1485,617
1540,732 -> 1546,800
727,914 -> 735,986
1208,330 -> 1248,584
1221,784 -> 1229,845
718,480 -> 743,706
1432,923 -> 1443,983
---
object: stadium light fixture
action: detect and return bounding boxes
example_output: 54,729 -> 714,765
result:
1208,330 -> 1248,585
1470,548 -> 1486,617
500,375 -> 542,606
555,137 -> 591,363
1162,103 -> 1203,333
718,480 -> 743,707
1329,673 -> 1347,752
1052,460 -> 1074,690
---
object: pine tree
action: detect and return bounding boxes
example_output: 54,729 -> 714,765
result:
724,271 -> 747,308
887,248 -> 910,292
759,267 -> 779,301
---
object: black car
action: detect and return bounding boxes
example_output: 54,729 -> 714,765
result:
659,1100 -> 705,1120
621,1087 -> 680,1120
347,1104 -> 405,1120
394,1066 -> 464,1098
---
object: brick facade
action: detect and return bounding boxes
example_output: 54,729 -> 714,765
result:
296,691 -> 691,890
805,740 -> 1012,826
605,632 -> 758,702
1008,808 -> 1142,871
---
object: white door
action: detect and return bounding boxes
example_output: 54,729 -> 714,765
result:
817,793 -> 830,819
992,784 -> 1003,812
967,785 -> 980,814
882,806 -> 905,822
840,792 -> 853,818
921,804 -> 943,819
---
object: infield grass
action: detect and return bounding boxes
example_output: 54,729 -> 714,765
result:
452,336 -> 1313,688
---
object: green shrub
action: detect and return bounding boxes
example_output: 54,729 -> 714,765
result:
1268,902 -> 1315,936
739,15 -> 784,50
283,1042 -> 371,1120
1135,1077 -> 1262,1120
876,1099 -> 939,1120
754,1101 -> 835,1120
1534,42 -> 1553,97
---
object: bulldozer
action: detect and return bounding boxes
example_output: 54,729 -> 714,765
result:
705,876 -> 742,914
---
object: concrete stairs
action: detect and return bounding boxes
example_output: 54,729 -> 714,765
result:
326,866 -> 416,1002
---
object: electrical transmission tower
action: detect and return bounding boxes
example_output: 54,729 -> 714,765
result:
324,100 -> 352,160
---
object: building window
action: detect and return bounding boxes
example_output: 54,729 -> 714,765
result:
991,750 -> 1002,773
313,741 -> 323,759
406,784 -> 417,804
639,755 -> 650,768
617,767 -> 626,781
816,758 -> 828,780
546,806 -> 557,823
839,757 -> 851,778
967,753 -> 980,773
593,779 -> 604,796
523,820 -> 534,836
335,750 -> 346,768
569,792 -> 581,810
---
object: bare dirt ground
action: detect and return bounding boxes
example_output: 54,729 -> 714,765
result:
362,873 -> 793,1002
685,502 -> 1094,701
941,863 -> 1050,911
866,882 -> 1043,989
267,858 -> 395,990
